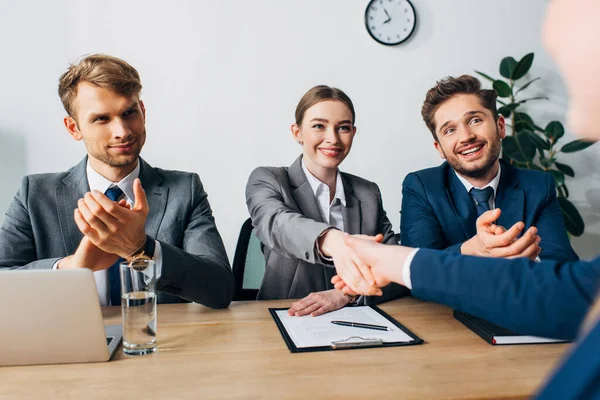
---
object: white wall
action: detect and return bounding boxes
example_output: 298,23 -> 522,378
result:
1,0 -> 599,261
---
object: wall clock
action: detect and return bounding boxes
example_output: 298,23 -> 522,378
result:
365,0 -> 417,46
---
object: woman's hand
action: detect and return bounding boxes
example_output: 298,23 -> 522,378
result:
288,290 -> 351,317
318,230 -> 383,296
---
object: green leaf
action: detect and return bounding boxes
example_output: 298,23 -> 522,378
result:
502,136 -> 525,162
493,80 -> 512,98
558,197 -> 585,236
514,77 -> 541,97
563,184 -> 570,198
503,133 -> 536,162
512,52 -> 535,80
500,57 -> 518,79
497,99 -> 507,106
545,121 -> 565,141
528,163 -> 544,171
475,70 -> 496,83
539,156 -> 554,169
524,130 -> 551,150
497,103 -> 519,117
554,161 -> 575,177
516,131 -> 536,161
514,112 -> 534,125
518,96 -> 549,103
550,170 -> 565,186
515,120 -> 534,132
561,139 -> 596,153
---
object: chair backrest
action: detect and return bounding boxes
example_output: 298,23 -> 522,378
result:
232,218 -> 266,301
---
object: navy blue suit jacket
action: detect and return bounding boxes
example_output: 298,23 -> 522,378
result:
410,249 -> 600,340
401,159 -> 578,262
536,316 -> 600,399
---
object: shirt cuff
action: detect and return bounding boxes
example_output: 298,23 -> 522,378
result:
153,240 -> 163,280
316,228 -> 335,263
402,248 -> 420,290
140,240 -> 162,281
52,259 -> 62,270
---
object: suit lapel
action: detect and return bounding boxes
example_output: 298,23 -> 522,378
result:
447,167 -> 478,239
495,160 -> 524,229
341,174 -> 361,235
138,158 -> 168,238
57,158 -> 89,255
288,156 -> 325,223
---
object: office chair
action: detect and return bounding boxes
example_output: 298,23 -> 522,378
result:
232,218 -> 266,301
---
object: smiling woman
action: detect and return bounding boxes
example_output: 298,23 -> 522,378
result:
245,85 -> 409,316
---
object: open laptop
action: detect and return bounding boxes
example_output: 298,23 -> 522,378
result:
0,269 -> 122,366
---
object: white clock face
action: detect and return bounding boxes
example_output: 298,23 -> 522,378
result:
365,0 -> 416,46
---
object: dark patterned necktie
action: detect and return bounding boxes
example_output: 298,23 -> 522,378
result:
105,186 -> 124,306
470,187 -> 494,217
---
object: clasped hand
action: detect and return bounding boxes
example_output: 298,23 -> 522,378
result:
461,208 -> 541,260
319,229 -> 385,297
74,178 -> 149,259
58,179 -> 149,271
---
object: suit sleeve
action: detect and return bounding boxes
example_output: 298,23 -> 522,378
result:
410,248 -> 600,340
245,167 -> 332,266
400,173 -> 460,251
0,176 -> 60,270
535,174 -> 579,262
368,183 -> 410,304
156,173 -> 233,309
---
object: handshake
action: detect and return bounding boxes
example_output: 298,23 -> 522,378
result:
328,208 -> 542,297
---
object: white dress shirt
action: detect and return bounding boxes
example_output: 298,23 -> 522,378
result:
301,159 -> 346,230
454,165 -> 502,209
403,164 -> 503,289
54,160 -> 163,305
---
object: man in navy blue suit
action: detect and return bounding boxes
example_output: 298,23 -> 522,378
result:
400,75 -> 578,262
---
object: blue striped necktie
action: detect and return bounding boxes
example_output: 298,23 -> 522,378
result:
105,186 -> 124,306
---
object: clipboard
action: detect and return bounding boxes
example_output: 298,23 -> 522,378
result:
269,305 -> 424,353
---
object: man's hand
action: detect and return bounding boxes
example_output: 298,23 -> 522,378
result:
288,289 -> 351,317
331,235 -> 414,296
74,178 -> 149,259
460,209 -> 541,260
318,230 -> 383,296
57,236 -> 120,271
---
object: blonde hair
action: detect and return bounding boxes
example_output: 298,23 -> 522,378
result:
58,54 -> 142,119
295,85 -> 355,126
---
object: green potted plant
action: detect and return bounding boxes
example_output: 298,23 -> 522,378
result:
476,53 -> 595,236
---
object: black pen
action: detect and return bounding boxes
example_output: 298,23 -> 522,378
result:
331,320 -> 391,331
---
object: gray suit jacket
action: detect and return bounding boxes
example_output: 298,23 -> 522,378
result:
245,155 -> 409,302
0,157 -> 233,308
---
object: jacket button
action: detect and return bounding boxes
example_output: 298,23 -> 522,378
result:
305,252 -> 309,260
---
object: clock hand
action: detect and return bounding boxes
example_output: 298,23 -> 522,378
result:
383,7 -> 392,20
383,6 -> 392,24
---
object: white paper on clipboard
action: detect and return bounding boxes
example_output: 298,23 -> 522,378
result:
274,306 -> 414,348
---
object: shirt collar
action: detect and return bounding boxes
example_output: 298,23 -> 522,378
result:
454,163 -> 502,199
301,159 -> 346,207
86,160 -> 140,204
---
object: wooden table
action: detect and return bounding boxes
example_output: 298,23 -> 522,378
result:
0,298 -> 569,399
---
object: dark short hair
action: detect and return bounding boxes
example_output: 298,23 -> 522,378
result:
421,75 -> 498,140
295,85 -> 355,126
58,54 -> 142,120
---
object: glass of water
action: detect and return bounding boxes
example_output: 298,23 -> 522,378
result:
120,259 -> 157,356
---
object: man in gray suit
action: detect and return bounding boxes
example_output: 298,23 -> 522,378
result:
0,54 -> 233,308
